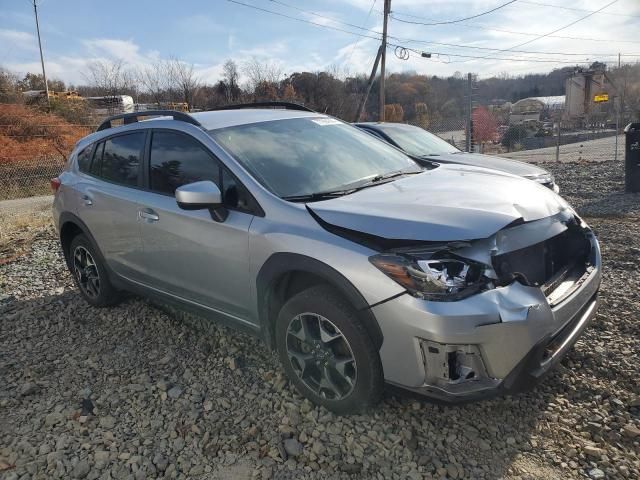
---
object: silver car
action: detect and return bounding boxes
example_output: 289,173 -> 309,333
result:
52,105 -> 601,414
354,122 -> 559,192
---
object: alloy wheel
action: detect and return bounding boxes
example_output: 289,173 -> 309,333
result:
286,312 -> 357,400
73,246 -> 100,299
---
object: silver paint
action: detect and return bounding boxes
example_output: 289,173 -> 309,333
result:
52,110 -> 602,401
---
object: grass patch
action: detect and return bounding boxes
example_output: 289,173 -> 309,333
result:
0,209 -> 54,264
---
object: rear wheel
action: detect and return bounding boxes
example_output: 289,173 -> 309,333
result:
69,234 -> 120,307
275,285 -> 383,414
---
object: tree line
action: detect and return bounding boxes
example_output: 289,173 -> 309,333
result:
1,58 -> 638,129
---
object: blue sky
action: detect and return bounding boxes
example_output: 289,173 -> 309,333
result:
1,0 -> 638,86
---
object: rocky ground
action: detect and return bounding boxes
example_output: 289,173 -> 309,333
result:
1,159 -> 639,480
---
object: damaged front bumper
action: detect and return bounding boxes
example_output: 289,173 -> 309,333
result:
371,220 -> 601,403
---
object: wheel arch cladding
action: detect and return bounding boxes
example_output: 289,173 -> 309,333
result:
256,253 -> 384,351
58,212 -> 102,268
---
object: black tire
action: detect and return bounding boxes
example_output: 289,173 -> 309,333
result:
68,234 -> 120,307
275,284 -> 383,414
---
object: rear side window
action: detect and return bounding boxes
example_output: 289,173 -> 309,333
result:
100,132 -> 145,187
77,146 -> 93,173
149,131 -> 220,195
90,142 -> 104,176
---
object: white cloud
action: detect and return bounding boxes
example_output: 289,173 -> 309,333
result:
0,29 -> 37,52
83,38 -> 145,63
3,0 -> 639,87
238,40 -> 289,58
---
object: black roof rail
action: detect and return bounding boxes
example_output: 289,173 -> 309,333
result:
96,110 -> 202,132
209,101 -> 316,113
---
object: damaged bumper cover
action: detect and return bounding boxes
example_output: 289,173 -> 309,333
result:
370,215 -> 602,402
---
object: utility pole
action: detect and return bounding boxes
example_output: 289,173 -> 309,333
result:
378,0 -> 390,122
354,46 -> 382,122
613,52 -> 622,161
555,112 -> 561,162
32,0 -> 50,108
465,73 -> 472,152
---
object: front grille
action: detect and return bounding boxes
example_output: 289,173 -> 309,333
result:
492,222 -> 591,296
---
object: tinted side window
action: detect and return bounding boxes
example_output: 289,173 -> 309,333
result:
221,167 -> 254,213
149,131 -> 220,195
101,133 -> 145,187
77,146 -> 93,173
90,142 -> 104,176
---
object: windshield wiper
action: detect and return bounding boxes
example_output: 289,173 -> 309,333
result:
282,189 -> 355,202
360,168 -> 422,185
283,169 -> 422,203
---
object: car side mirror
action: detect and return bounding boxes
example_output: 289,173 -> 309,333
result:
175,181 -> 228,222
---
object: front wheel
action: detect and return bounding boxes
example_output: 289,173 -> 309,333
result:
69,234 -> 120,307
275,285 -> 383,414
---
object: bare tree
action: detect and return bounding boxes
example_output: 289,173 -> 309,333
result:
84,59 -> 134,97
222,59 -> 240,102
136,61 -> 171,106
166,58 -> 200,109
0,67 -> 20,103
242,57 -> 283,93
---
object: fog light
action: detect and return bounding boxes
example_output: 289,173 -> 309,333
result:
420,340 -> 489,385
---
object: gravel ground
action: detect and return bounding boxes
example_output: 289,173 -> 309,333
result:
1,160 -> 639,480
498,135 -> 624,163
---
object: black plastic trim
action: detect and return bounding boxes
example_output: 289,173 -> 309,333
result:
389,293 -> 599,405
256,253 -> 384,350
58,212 -> 115,281
96,110 -> 201,132
209,101 -> 315,113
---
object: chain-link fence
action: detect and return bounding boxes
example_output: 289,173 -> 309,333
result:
0,92 -> 629,203
1,153 -> 69,201
455,101 -> 625,164
1,124 -> 95,201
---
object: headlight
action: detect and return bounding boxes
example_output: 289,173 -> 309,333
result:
526,173 -> 554,185
525,173 -> 559,192
369,253 -> 492,301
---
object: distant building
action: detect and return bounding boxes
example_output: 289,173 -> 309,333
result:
565,69 -> 610,122
510,96 -> 565,126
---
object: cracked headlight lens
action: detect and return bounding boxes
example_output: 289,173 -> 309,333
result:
526,173 -> 554,185
370,253 -> 492,301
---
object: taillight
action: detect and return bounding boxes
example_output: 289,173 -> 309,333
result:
50,177 -> 61,193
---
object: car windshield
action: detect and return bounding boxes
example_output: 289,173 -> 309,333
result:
375,124 -> 460,157
209,117 -> 421,198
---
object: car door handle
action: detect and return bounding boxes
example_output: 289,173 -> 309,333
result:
138,208 -> 159,222
82,195 -> 93,206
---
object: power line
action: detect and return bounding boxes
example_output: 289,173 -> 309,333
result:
265,0 -> 632,57
226,0 -> 384,41
394,36 -> 632,57
387,10 -> 640,45
396,45 -> 626,64
345,0 -> 377,67
518,0 -> 639,18
267,0 -> 377,34
226,0 -> 635,65
457,0 -> 621,63
389,0 -> 518,26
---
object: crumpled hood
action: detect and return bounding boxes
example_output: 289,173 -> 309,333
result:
426,152 -> 550,178
308,164 -> 571,242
